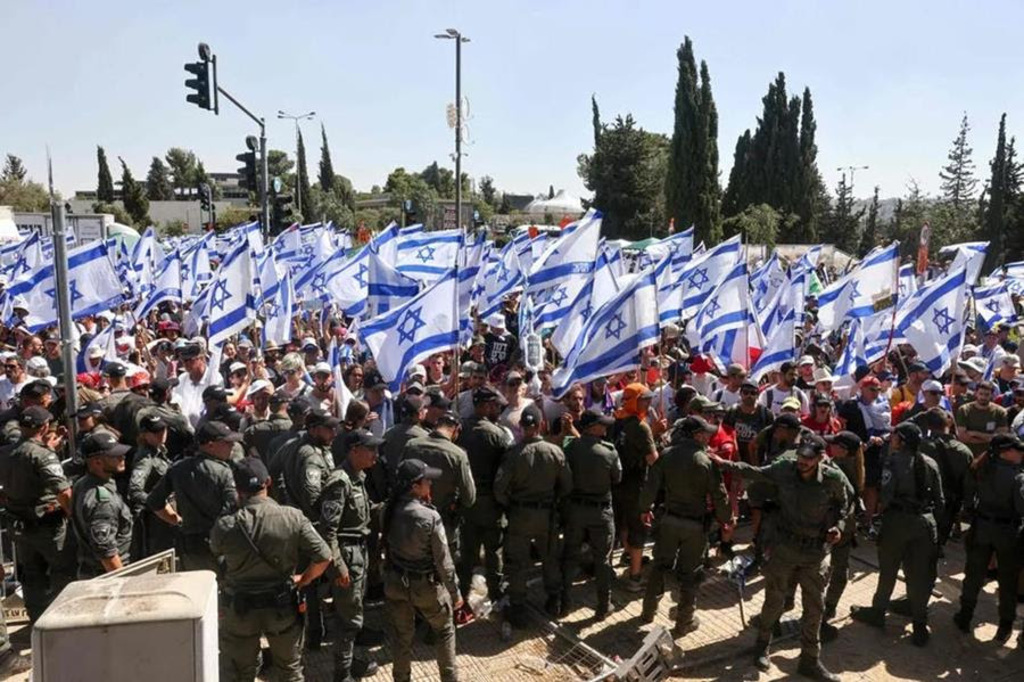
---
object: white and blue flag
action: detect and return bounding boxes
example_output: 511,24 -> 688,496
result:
135,250 -> 182,318
366,250 -> 420,318
207,241 -> 257,346
941,241 -> 988,286
686,261 -> 755,368
895,266 -> 969,376
816,242 -> 899,331
677,234 -> 742,319
527,209 -> 602,297
973,281 -> 1017,331
395,229 -> 462,282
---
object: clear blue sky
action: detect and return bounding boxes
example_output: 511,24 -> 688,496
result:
3,0 -> 1023,204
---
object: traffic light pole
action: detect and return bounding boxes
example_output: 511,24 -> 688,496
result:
47,156 -> 78,444
216,84 -> 270,239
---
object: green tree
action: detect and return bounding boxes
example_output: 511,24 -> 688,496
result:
267,150 -> 295,187
91,201 -> 132,225
578,114 -> 668,240
694,60 -> 722,242
160,219 -> 189,237
387,167 -> 439,225
479,175 -> 497,208
891,179 -> 929,258
983,114 -> 1009,270
859,186 -> 881,255
96,146 -> 115,202
820,173 -> 865,254
794,88 -> 824,242
940,113 -> 979,211
548,185 -> 555,199
145,157 -> 174,200
319,123 -> 335,192
164,147 -> 198,198
215,205 -> 258,232
591,94 -> 602,147
420,161 -> 456,199
721,204 -> 787,250
118,158 -> 150,226
296,130 -> 312,220
192,159 -> 220,199
665,38 -> 699,239
0,174 -> 50,212
2,154 -> 27,183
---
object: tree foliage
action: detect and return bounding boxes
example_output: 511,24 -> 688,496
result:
479,175 -> 497,208
164,147 -> 198,198
0,158 -> 50,212
860,186 -> 881,255
940,113 -> 979,210
2,154 -> 27,183
319,123 -> 336,192
578,114 -> 668,240
820,173 -> 865,254
91,201 -> 132,225
145,157 -> 174,200
296,130 -> 312,220
721,204 -> 789,250
118,158 -> 150,227
96,146 -> 115,202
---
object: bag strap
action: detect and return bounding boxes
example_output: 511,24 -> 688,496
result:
236,511 -> 288,580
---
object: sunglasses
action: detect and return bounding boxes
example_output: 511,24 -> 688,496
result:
3,364 -> 18,370
740,389 -> 757,395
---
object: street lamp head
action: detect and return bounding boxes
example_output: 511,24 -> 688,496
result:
198,42 -> 212,61
434,33 -> 452,39
304,111 -> 316,119
245,135 -> 258,151
445,28 -> 459,36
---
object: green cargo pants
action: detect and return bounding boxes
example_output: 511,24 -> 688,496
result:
642,513 -> 706,626
561,502 -> 614,605
759,542 -> 831,659
332,543 -> 367,678
385,570 -> 458,682
219,603 -> 304,682
872,509 -> 937,624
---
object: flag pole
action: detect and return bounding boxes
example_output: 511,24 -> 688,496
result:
48,149 -> 79,445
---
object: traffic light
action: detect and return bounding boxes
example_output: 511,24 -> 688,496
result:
402,199 -> 417,226
272,191 -> 295,233
184,60 -> 211,110
236,150 -> 257,194
198,183 -> 212,211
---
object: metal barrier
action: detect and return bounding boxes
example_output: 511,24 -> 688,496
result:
96,549 -> 177,580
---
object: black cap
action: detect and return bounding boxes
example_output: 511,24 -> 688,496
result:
269,390 -> 290,406
397,458 -> 442,485
399,395 -> 425,416
427,393 -> 452,410
893,421 -> 923,448
20,380 -> 52,401
775,413 -> 802,430
76,402 -> 104,418
740,379 -> 759,391
578,409 -> 614,430
233,457 -> 270,493
992,433 -> 1024,454
364,371 -> 388,390
102,361 -> 127,378
178,344 -> 202,360
473,386 -> 506,406
825,431 -> 862,452
287,396 -> 313,417
906,361 -> 928,374
305,408 -> 341,430
202,386 -> 229,402
18,405 -> 52,428
796,435 -> 827,459
196,420 -> 244,444
780,360 -> 798,373
520,405 -> 543,428
436,411 -> 461,427
81,431 -> 132,458
347,429 -> 385,449
140,414 -> 168,432
150,377 -> 178,393
813,393 -> 833,406
678,415 -> 718,436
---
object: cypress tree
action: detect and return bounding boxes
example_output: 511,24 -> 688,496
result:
297,129 -> 312,217
695,60 -> 722,241
591,94 -> 602,147
795,88 -> 822,241
145,157 -> 173,200
665,38 -> 699,238
722,130 -> 752,216
939,113 -> 979,211
859,186 -> 881,255
319,123 -> 335,191
984,114 -> 1008,270
97,146 -> 115,202
118,158 -> 149,226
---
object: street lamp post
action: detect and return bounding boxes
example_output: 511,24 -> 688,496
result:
277,110 -> 316,218
837,165 -> 869,197
435,28 -> 469,233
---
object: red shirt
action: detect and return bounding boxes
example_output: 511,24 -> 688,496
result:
801,414 -> 843,436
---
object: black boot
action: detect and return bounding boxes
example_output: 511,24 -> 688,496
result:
346,658 -> 379,680
355,627 -> 385,647
911,622 -> 930,647
595,594 -> 613,620
823,604 -> 836,622
559,590 -> 573,617
673,614 -> 700,637
545,594 -> 561,618
889,596 -> 913,617
797,654 -> 840,682
850,605 -> 885,628
640,595 -> 658,624
995,620 -> 1013,643
753,638 -> 771,672
820,621 -> 839,643
952,609 -> 972,633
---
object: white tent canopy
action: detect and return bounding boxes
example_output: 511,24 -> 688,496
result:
0,206 -> 21,243
523,190 -> 584,217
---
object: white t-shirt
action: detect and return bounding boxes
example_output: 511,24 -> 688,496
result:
714,386 -> 743,408
172,371 -> 225,428
0,377 -> 27,410
756,384 -> 809,416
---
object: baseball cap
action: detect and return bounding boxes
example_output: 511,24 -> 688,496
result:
893,421 -> 922,448
228,362 -> 247,375
487,314 -> 506,330
178,343 -> 203,360
405,381 -> 425,395
76,402 -> 104,418
780,360 -> 798,373
196,420 -> 244,444
520,405 -> 543,427
203,386 -> 229,402
397,458 -> 443,485
399,395 -> 425,416
991,433 -> 1024,454
150,377 -> 178,393
1002,355 -> 1021,368
678,415 -> 718,435
87,345 -> 105,358
459,361 -> 480,378
775,413 -> 802,430
961,343 -> 979,356
287,396 -> 313,416
859,375 -> 882,389
103,361 -> 127,378
130,370 -> 152,389
18,405 -> 53,428
663,323 -> 681,340
20,380 -> 53,401
305,409 -> 341,430
798,355 -> 815,367
726,363 -> 747,377
301,337 -> 319,351
740,379 -> 759,391
246,379 -> 274,397
578,409 -> 615,430
427,393 -> 452,410
233,457 -> 270,493
26,356 -> 49,374
347,429 -> 385,449
957,357 -> 988,375
906,361 -> 928,374
140,414 -> 168,432
313,361 -> 333,376
781,396 -> 802,412
473,386 -> 506,406
795,435 -> 827,459
364,371 -> 388,390
408,364 -> 427,380
813,393 -> 832,406
81,431 -> 132,458
921,379 -> 944,393
505,371 -> 524,384
471,335 -> 486,347
624,383 -> 656,402
436,411 -> 461,427
825,431 -> 862,452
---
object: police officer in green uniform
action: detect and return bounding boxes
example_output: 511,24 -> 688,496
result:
381,395 -> 429,491
0,405 -> 75,622
70,431 -> 133,578
495,404 -> 573,623
640,416 -> 730,635
146,420 -> 239,572
0,379 -> 56,447
851,422 -> 944,647
266,396 -> 312,505
713,435 -> 847,682
820,431 -> 864,640
320,430 -> 384,681
135,377 -> 194,458
242,390 -> 292,463
918,407 -> 974,552
402,410 -> 476,577
128,414 -> 177,558
383,458 -> 461,682
953,433 -> 1024,643
211,457 -> 332,682
560,409 -> 622,619
456,386 -> 511,601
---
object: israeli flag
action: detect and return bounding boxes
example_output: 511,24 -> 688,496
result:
76,324 -> 119,374
551,266 -> 660,399
131,227 -> 165,299
323,248 -> 369,317
677,234 -> 743,318
270,223 -> 303,264
262,267 -> 294,346
4,240 -> 126,332
367,250 -> 420,318
862,308 -> 898,366
361,269 -> 460,391
750,304 -> 797,381
550,247 -> 622,357
526,209 -> 602,297
480,242 -> 526,320
207,240 -> 257,346
686,261 -> 755,368
370,222 -> 402,265
897,263 -> 918,301
135,250 -> 182,318
669,225 -> 695,274
973,281 -> 1017,331
751,251 -> 786,313
7,232 -> 45,282
895,266 -> 968,376
180,233 -> 214,299
816,242 -> 899,331
395,229 -> 462,282
940,241 -> 988,285
291,226 -> 336,293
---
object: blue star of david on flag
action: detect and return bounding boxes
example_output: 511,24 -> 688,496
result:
496,263 -> 510,283
209,279 -> 232,312
181,261 -> 192,281
847,280 -> 861,303
605,313 -> 627,340
986,299 -> 1000,314
355,263 -> 369,288
45,279 -> 84,306
311,272 -> 327,294
704,296 -> 721,319
932,306 -> 955,335
687,268 -> 709,290
549,286 -> 569,307
301,243 -> 315,257
415,245 -> 436,264
581,301 -> 593,321
398,306 -> 427,344
264,299 -> 281,317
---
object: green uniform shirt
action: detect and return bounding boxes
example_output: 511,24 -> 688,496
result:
0,438 -> 70,521
319,461 -> 371,576
211,495 -> 331,594
146,452 -> 237,536
564,434 -> 621,503
614,416 -> 655,477
457,416 -> 511,499
964,457 -> 1024,521
956,401 -> 1008,456
243,413 -> 293,463
381,422 -> 430,489
283,434 -> 335,520
71,472 -> 133,574
386,495 -> 458,599
128,444 -> 171,513
402,432 -> 476,515
880,448 -> 944,513
919,434 -> 974,503
640,436 -> 730,525
494,435 -> 572,508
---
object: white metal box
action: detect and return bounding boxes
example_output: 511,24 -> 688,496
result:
31,570 -> 219,682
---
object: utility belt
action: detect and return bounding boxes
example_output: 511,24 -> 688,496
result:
775,525 -> 826,551
975,512 -> 1020,526
512,500 -> 553,510
338,535 -> 368,547
886,501 -> 933,515
570,496 -> 611,509
663,509 -> 706,523
3,509 -> 64,532
223,585 -> 301,616
388,562 -> 438,583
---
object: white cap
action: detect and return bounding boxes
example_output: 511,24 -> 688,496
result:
957,357 -> 988,375
1001,354 -> 1021,367
313,361 -> 332,375
229,361 -> 247,374
487,314 -> 506,330
798,355 -> 815,366
961,344 -> 979,357
408,364 -> 427,379
246,379 -> 273,397
922,379 -> 944,393
26,356 -> 50,376
88,345 -> 105,358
